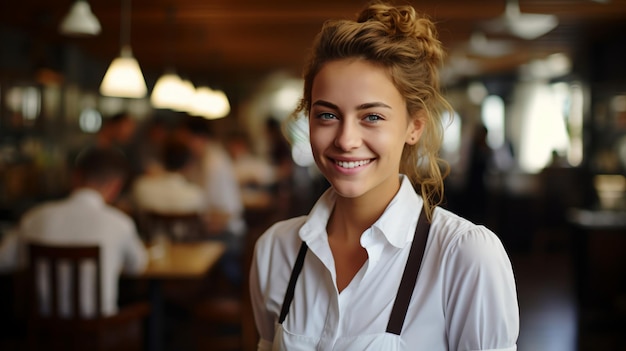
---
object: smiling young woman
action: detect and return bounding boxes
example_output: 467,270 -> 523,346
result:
249,1 -> 519,350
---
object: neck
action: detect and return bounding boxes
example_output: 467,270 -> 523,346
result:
326,178 -> 400,243
328,183 -> 399,243
80,181 -> 119,204
326,179 -> 400,243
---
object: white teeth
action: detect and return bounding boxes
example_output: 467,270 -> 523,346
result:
335,159 -> 371,169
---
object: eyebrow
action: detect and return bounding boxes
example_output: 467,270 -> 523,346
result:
311,100 -> 392,110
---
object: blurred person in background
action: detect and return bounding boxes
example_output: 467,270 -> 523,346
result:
225,131 -> 277,210
463,123 -> 493,225
95,112 -> 138,151
177,116 -> 246,287
133,116 -> 171,177
133,136 -> 205,216
265,118 -> 295,204
0,146 -> 147,317
89,111 -> 142,214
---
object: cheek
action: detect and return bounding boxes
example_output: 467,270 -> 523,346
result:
308,128 -> 326,157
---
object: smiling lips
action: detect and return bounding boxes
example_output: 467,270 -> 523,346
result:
335,159 -> 372,169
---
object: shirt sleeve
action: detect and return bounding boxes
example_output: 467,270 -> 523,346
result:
203,146 -> 243,217
121,223 -> 148,275
444,227 -> 519,351
249,235 -> 277,350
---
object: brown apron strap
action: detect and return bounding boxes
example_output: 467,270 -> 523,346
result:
386,207 -> 431,335
278,207 -> 431,332
278,241 -> 308,324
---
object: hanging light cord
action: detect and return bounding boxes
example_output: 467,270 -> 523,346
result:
120,0 -> 131,48
166,6 -> 177,68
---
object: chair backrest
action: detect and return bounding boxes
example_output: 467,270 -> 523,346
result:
141,211 -> 205,242
27,243 -> 102,323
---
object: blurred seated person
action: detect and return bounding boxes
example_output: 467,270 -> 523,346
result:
265,117 -> 295,197
177,116 -> 246,286
177,117 -> 245,239
134,116 -> 171,176
225,132 -> 277,210
0,147 -> 148,317
133,136 -> 205,216
89,111 -> 141,214
96,112 -> 138,150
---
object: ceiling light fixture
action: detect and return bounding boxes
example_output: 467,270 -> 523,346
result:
189,86 -> 230,119
59,0 -> 101,36
174,77 -> 196,112
483,0 -> 558,40
99,0 -> 147,98
150,70 -> 186,109
150,7 -> 186,110
467,31 -> 515,57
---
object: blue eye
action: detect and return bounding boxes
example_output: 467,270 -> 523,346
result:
318,112 -> 337,120
364,114 -> 383,122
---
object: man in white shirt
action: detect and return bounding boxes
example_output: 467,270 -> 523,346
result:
0,147 -> 148,317
133,137 -> 205,215
177,116 -> 246,285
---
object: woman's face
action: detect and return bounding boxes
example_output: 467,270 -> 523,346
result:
309,58 -> 423,201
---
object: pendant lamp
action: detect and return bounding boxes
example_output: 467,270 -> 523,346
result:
99,0 -> 147,98
150,70 -> 186,109
189,86 -> 230,119
150,7 -> 190,110
59,0 -> 101,36
483,0 -> 558,40
467,32 -> 515,58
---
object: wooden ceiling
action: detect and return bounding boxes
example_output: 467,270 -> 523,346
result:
2,0 -> 626,86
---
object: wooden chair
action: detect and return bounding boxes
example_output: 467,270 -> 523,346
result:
26,243 -> 150,351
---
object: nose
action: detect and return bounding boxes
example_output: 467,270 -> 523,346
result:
334,120 -> 362,151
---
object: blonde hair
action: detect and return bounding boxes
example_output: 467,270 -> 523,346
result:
292,0 -> 452,220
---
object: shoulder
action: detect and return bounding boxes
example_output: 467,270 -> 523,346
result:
253,215 -> 307,263
430,207 -> 510,267
19,200 -> 63,227
101,205 -> 137,233
254,216 -> 307,263
429,209 -> 519,350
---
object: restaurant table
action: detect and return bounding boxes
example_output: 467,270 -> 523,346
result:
133,240 -> 226,351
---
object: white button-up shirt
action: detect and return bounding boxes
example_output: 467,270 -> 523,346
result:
250,176 -> 519,351
133,172 -> 206,214
199,140 -> 246,236
9,189 -> 148,317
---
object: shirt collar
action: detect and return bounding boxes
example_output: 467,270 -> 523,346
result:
371,176 -> 423,248
299,175 -> 423,249
299,188 -> 335,243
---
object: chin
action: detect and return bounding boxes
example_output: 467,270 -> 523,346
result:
328,181 -> 367,199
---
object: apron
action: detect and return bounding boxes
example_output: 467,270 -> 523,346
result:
273,208 -> 431,351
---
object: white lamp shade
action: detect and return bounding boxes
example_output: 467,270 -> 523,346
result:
59,1 -> 101,36
189,87 -> 230,119
468,32 -> 514,57
174,79 -> 196,112
189,86 -> 215,118
150,72 -> 187,109
484,1 -> 558,40
100,46 -> 147,98
506,13 -> 558,40
211,90 -> 231,118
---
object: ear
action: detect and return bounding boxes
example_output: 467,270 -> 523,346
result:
405,112 -> 425,146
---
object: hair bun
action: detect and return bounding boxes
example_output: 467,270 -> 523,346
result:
357,1 -> 443,62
